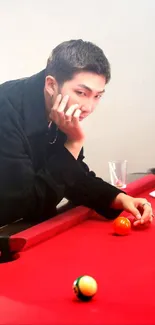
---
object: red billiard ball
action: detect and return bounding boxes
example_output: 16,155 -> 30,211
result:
113,216 -> 131,235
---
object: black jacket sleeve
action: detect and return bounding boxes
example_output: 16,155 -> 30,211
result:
64,148 -> 125,219
0,99 -> 91,224
0,98 -> 124,225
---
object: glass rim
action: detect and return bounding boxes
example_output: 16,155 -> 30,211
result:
108,159 -> 127,164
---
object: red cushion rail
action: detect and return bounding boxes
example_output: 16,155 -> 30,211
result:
125,174 -> 155,196
11,206 -> 91,251
11,174 -> 155,251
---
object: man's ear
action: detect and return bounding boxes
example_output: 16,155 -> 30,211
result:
45,75 -> 58,97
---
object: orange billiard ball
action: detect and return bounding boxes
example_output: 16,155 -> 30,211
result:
113,216 -> 131,235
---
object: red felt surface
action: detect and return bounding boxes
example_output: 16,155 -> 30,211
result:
1,175 -> 155,325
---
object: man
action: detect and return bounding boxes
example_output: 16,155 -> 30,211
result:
0,39 -> 153,226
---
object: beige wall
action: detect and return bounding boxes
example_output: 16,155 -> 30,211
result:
0,0 -> 155,180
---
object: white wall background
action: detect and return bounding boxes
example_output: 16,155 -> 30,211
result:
0,0 -> 155,180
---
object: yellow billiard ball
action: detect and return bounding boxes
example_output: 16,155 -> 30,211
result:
73,275 -> 98,301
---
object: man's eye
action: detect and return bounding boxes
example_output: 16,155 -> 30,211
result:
95,94 -> 102,99
76,91 -> 86,96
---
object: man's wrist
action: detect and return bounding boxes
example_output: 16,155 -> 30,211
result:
64,139 -> 84,159
111,193 -> 127,210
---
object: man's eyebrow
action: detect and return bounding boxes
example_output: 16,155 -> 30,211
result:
77,84 -> 105,93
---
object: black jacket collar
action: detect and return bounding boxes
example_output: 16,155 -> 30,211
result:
22,69 -> 48,137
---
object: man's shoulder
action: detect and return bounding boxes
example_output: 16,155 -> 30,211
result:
0,75 -> 29,115
0,76 -> 27,95
0,70 -> 45,117
0,69 -> 45,94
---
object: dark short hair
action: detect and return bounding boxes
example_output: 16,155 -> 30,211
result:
45,39 -> 111,85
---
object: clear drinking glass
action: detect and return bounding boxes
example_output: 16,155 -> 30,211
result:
108,160 -> 127,189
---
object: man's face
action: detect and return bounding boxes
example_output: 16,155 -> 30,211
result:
59,72 -> 106,121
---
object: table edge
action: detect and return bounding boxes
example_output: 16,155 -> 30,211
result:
10,174 -> 155,252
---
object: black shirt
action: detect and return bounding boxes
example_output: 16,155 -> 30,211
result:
0,70 -> 123,225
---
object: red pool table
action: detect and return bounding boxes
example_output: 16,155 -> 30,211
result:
0,174 -> 155,325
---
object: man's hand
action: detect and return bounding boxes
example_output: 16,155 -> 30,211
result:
49,94 -> 85,142
111,193 -> 154,226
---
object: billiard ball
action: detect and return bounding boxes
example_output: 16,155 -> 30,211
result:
113,216 -> 131,235
73,275 -> 97,301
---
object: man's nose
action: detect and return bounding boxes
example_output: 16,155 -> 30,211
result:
81,102 -> 94,113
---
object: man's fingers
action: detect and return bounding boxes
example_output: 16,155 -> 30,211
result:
141,206 -> 153,224
51,95 -> 69,125
149,215 -> 153,223
72,109 -> 82,125
128,206 -> 141,220
65,104 -> 80,121
133,215 -> 153,226
57,95 -> 69,112
52,94 -> 62,109
133,219 -> 141,226
127,205 -> 142,226
133,202 -> 153,226
49,94 -> 62,123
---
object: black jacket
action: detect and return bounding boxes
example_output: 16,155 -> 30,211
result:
0,70 -> 123,225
